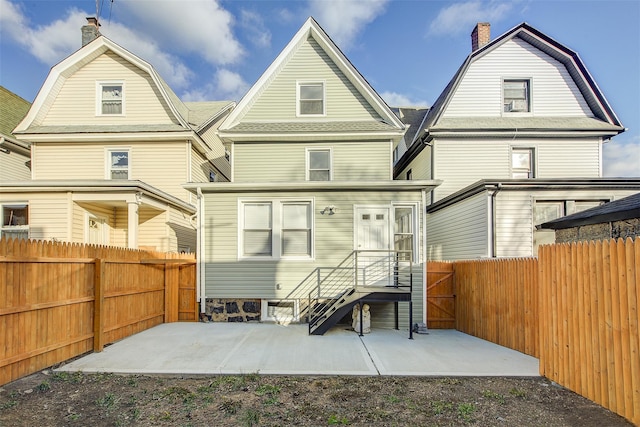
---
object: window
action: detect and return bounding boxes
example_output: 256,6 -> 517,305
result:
511,147 -> 534,178
503,79 -> 530,113
240,200 -> 313,259
107,149 -> 130,179
394,206 -> 415,261
282,203 -> 311,256
1,204 -> 29,240
242,203 -> 273,256
209,171 -> 216,182
298,82 -> 325,116
307,149 -> 331,181
98,82 -> 124,115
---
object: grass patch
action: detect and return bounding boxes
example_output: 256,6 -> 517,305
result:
431,400 -> 453,415
243,408 -> 260,426
482,389 -> 506,404
35,381 -> 50,392
510,387 -> 527,398
457,402 -> 476,422
327,414 -> 349,425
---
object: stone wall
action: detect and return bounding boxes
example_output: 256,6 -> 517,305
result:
204,298 -> 261,322
555,218 -> 640,243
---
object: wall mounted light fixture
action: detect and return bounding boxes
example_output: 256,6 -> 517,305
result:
321,206 -> 337,215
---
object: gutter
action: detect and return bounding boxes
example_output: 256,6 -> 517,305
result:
489,183 -> 502,258
196,187 -> 206,314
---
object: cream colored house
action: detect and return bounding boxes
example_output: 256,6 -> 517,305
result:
1,23 -> 233,252
186,18 -> 440,333
394,22 -> 640,259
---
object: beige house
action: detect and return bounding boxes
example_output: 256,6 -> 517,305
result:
186,18 -> 439,332
394,22 -> 640,259
1,21 -> 232,252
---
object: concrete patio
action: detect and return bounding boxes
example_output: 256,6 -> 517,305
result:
56,323 -> 539,377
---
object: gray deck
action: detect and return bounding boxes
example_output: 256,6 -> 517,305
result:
57,323 -> 539,377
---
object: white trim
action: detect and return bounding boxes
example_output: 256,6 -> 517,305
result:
105,147 -> 132,179
296,80 -> 326,117
305,147 -> 333,181
510,145 -> 537,178
96,80 -> 125,116
261,299 -> 299,323
238,197 -> 315,261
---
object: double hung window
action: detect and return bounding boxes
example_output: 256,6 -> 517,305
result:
107,149 -> 130,179
1,204 -> 29,240
241,200 -> 312,259
298,82 -> 325,116
503,79 -> 530,113
307,149 -> 331,181
98,82 -> 124,115
511,147 -> 535,178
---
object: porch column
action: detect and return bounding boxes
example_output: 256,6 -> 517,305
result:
127,200 -> 139,249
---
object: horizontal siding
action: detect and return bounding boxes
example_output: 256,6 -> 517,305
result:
33,141 -> 190,200
41,51 -> 177,126
0,151 -> 31,180
244,37 -> 380,121
138,208 -> 169,252
397,147 -> 431,181
199,126 -> 230,180
443,38 -> 592,118
234,140 -> 391,182
202,188 -> 425,324
496,188 -> 640,258
0,193 -> 70,241
427,192 -> 488,260
168,207 -> 196,253
433,137 -> 602,202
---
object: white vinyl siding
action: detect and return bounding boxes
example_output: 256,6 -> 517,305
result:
0,150 -> 31,181
427,192 -> 488,261
40,51 -> 177,126
397,147 -> 432,181
198,125 -> 231,180
432,137 -> 602,202
442,38 -> 592,118
202,189 -> 425,325
0,193 -> 71,241
242,37 -> 381,121
234,141 -> 391,182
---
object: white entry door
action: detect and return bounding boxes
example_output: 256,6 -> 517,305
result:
88,215 -> 108,245
355,207 -> 391,286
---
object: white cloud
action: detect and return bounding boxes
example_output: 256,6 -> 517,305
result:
428,1 -> 513,36
181,69 -> 249,102
603,136 -> 640,177
240,9 -> 271,48
309,0 -> 388,50
117,0 -> 244,65
0,1 -> 84,64
380,91 -> 430,108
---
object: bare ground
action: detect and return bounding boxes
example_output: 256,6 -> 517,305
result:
0,369 -> 632,427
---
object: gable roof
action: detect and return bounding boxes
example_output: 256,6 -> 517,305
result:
219,17 -> 404,136
0,86 -> 31,149
540,192 -> 640,229
414,22 -> 624,145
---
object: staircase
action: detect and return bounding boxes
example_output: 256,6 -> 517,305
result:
304,250 -> 413,335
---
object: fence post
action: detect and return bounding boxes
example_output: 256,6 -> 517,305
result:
93,258 -> 105,352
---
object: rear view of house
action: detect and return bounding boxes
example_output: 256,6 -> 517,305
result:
186,18 -> 439,332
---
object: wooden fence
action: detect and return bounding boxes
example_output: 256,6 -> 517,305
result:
539,238 -> 639,425
446,237 -> 639,425
0,237 -> 197,386
454,257 -> 539,358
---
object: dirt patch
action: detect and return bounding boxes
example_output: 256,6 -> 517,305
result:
0,370 -> 631,426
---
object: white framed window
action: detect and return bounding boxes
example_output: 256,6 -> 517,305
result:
306,148 -> 332,181
511,147 -> 535,178
106,148 -> 130,179
97,81 -> 124,115
393,204 -> 417,262
242,202 -> 273,257
261,300 -> 299,323
1,203 -> 29,240
297,81 -> 325,116
239,199 -> 313,260
503,79 -> 530,113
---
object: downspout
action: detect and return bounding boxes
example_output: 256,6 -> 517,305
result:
489,183 -> 502,258
421,188 -> 428,327
196,187 -> 206,314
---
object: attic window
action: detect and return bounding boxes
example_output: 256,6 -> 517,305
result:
297,82 -> 325,116
98,82 -> 124,115
503,79 -> 530,113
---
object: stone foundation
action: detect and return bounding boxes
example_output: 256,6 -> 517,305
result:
555,218 -> 640,243
204,298 -> 261,322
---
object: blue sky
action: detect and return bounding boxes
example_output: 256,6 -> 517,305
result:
1,0 -> 638,176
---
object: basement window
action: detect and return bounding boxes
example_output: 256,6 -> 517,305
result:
261,300 -> 298,323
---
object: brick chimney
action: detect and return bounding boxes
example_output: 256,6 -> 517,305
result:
471,22 -> 491,51
82,17 -> 101,47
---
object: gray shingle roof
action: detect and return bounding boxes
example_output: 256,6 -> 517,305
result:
392,107 -> 429,143
540,192 -> 640,229
225,121 -> 399,134
184,101 -> 234,127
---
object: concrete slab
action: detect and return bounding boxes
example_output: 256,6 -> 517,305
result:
57,323 -> 539,377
